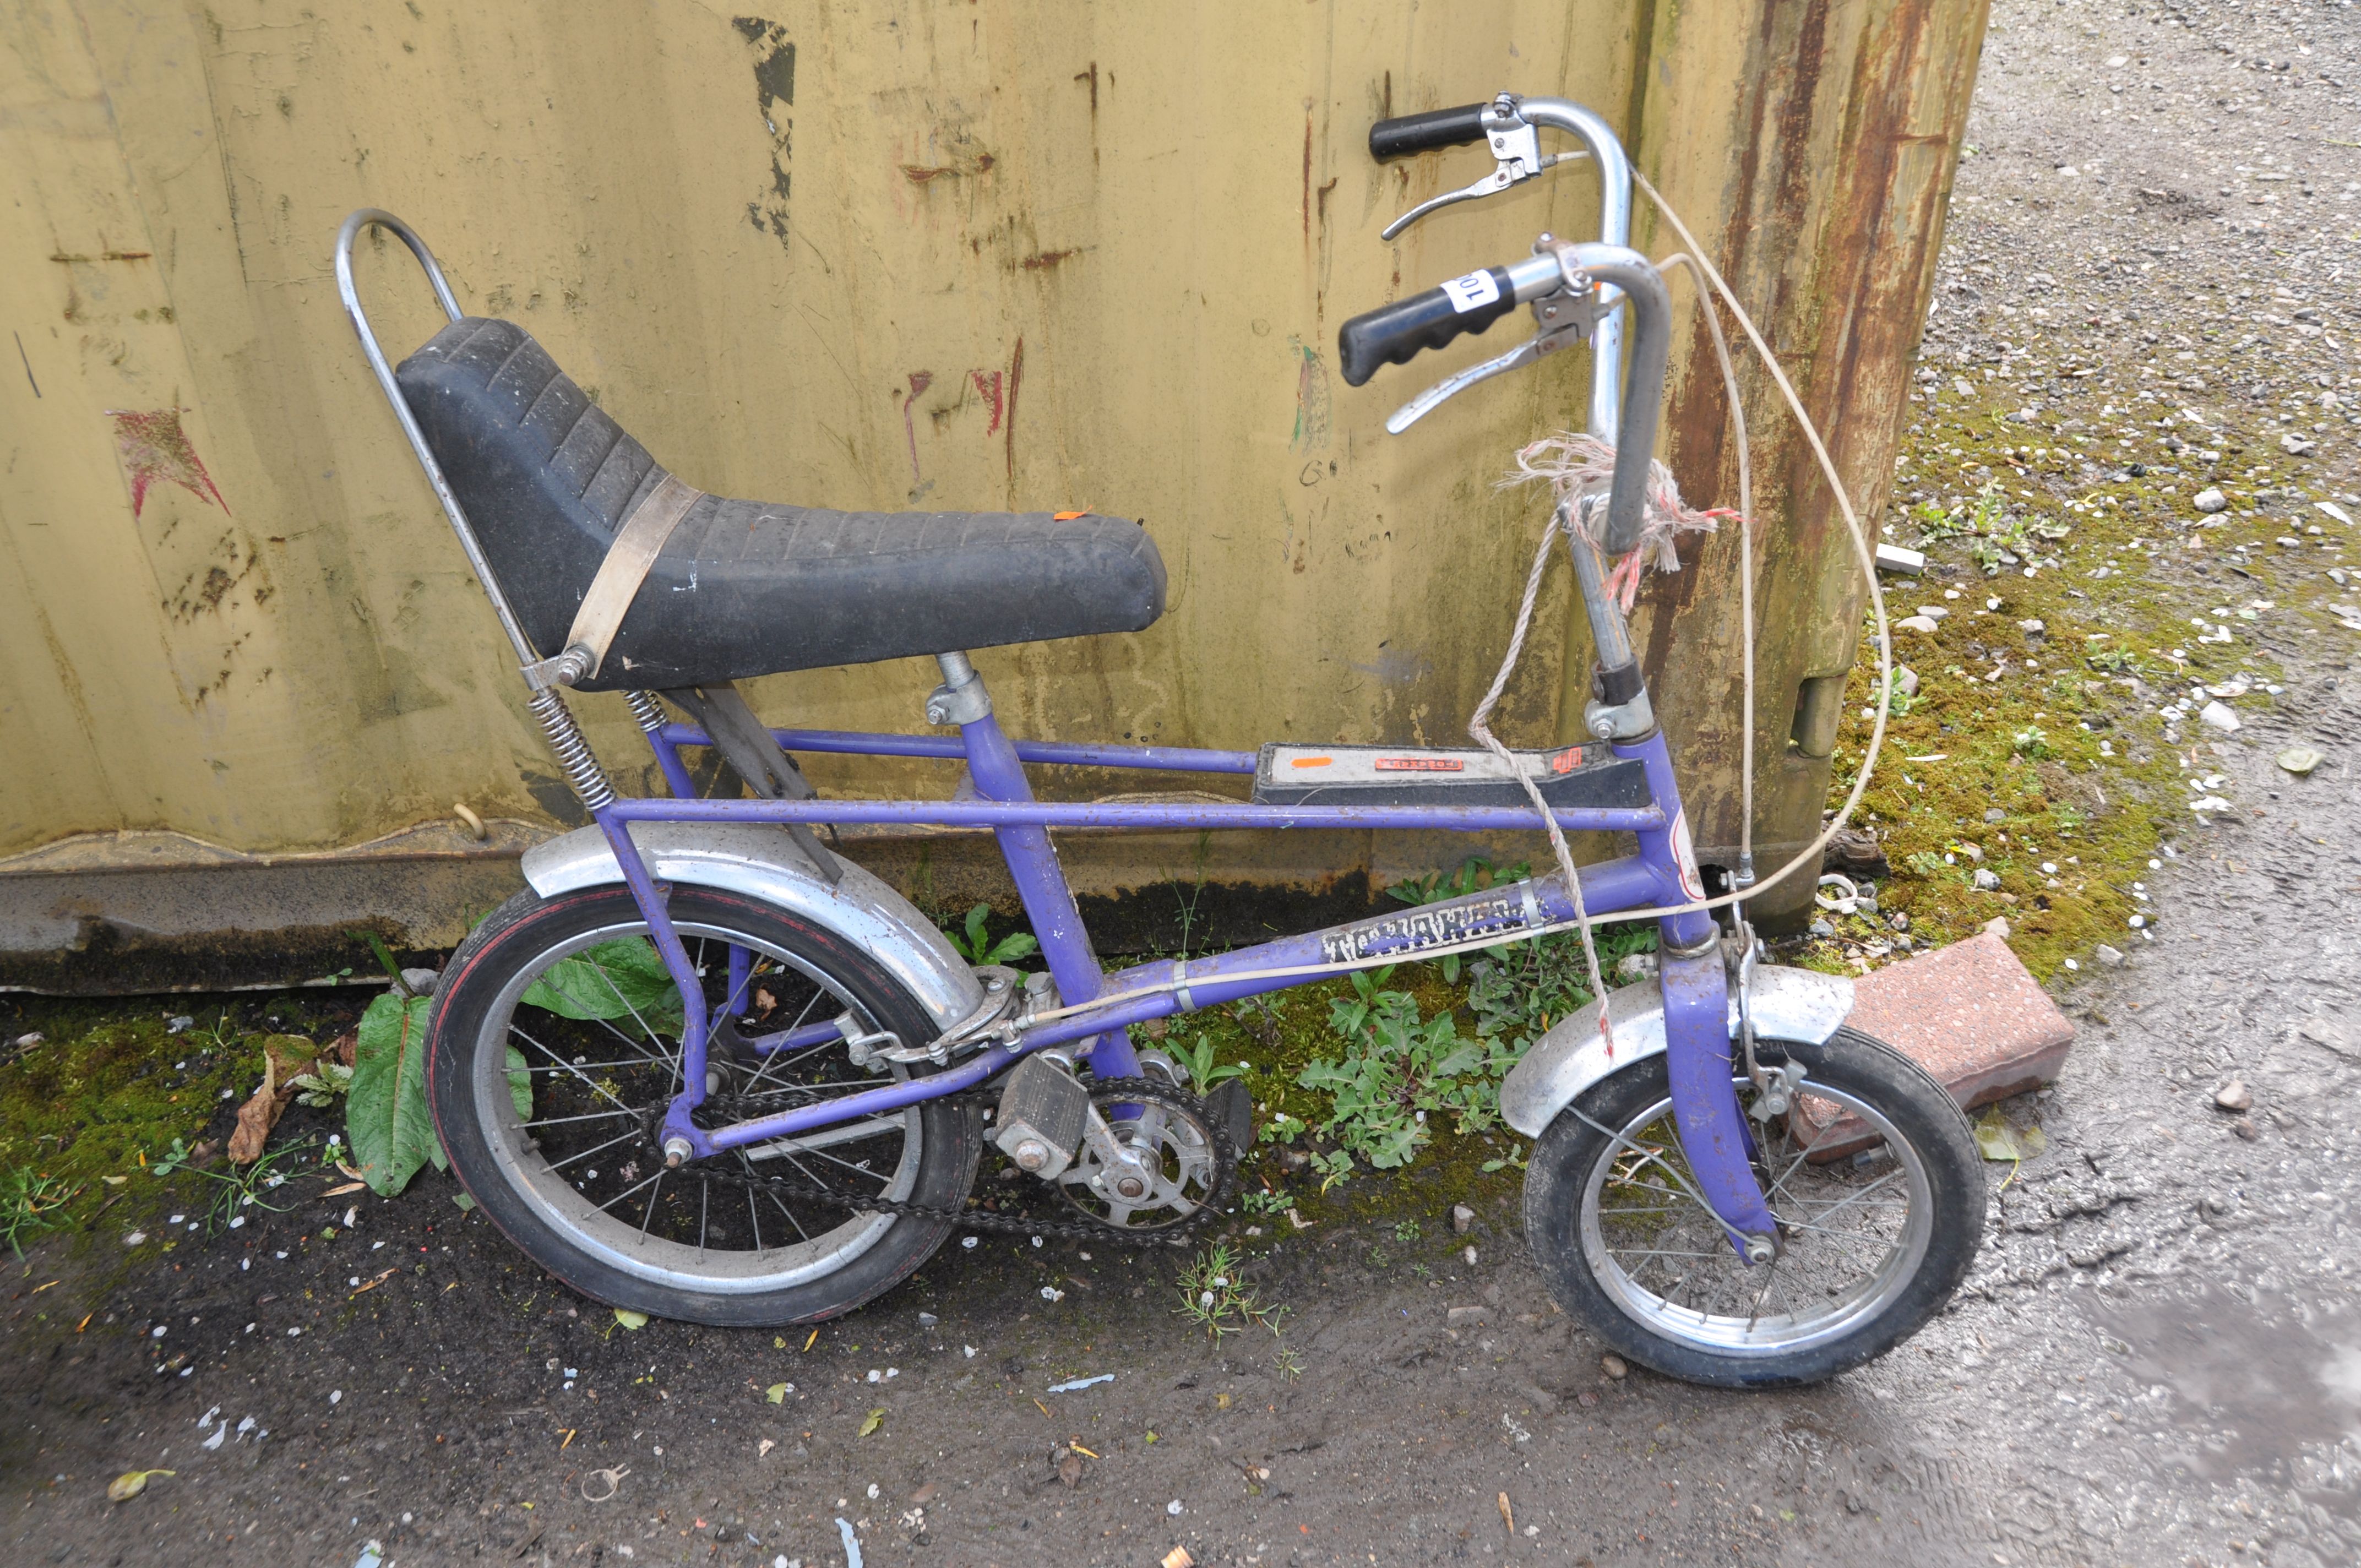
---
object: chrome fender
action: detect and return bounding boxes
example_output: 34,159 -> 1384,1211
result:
520,823 -> 984,1033
1498,965 -> 1856,1139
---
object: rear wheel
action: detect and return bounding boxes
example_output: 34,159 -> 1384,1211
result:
428,885 -> 981,1326
1522,1027 -> 1984,1388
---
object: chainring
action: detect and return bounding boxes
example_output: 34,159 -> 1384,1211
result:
1053,1077 -> 1239,1238
687,1076 -> 1237,1248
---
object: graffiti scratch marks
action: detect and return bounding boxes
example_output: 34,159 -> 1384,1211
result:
1286,339 -> 1330,452
900,153 -> 994,186
733,18 -> 796,252
1004,337 -> 1023,486
1300,111 -> 1314,242
14,331 -> 37,398
969,369 -> 1004,434
901,371 -> 935,483
107,409 -> 228,518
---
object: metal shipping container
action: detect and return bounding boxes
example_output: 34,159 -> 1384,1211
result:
0,1 -> 1988,990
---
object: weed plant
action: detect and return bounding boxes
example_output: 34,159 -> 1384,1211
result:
2,1168 -> 80,1257
1174,1242 -> 1285,1342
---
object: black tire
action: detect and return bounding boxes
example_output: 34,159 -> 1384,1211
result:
428,884 -> 981,1327
1522,1026 -> 1984,1389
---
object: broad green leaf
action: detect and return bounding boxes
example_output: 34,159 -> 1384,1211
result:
348,992 -> 439,1196
1430,1043 -> 1485,1080
520,938 -> 684,1034
857,1408 -> 885,1436
765,1382 -> 789,1404
987,932 -> 1040,963
613,1309 -> 648,1330
505,1045 -> 532,1122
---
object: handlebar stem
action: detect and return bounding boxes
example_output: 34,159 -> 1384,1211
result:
1507,98 -> 1634,443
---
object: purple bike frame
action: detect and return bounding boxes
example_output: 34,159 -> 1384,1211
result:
331,202 -> 1780,1259
617,707 -> 1776,1248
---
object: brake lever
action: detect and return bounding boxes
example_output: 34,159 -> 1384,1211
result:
1385,246 -> 1597,434
1379,96 -> 1584,241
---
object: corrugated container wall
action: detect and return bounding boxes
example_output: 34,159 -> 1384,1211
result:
0,1 -> 1987,990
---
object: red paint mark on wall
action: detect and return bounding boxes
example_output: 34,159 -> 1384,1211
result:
107,409 -> 229,518
969,369 -> 1004,434
1019,248 -> 1080,272
900,371 -> 935,482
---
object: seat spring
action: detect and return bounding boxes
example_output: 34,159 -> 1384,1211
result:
623,689 -> 667,735
527,687 -> 616,812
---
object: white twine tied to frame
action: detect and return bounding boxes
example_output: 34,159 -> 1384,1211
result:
1466,432 -> 1748,1058
1500,432 -> 1738,609
1462,492 -> 1619,1055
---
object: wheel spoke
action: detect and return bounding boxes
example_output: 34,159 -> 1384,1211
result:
579,949 -> 675,1068
1793,1168 -> 1903,1227
460,908 -> 930,1299
548,1128 -> 643,1173
512,1026 -> 651,1116
595,1169 -> 664,1217
523,1108 -> 641,1130
1576,1073 -> 1936,1357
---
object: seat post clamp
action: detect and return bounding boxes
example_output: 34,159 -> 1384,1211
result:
521,645 -> 595,692
924,652 -> 994,727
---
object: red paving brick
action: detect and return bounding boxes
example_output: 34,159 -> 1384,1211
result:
1797,931 -> 2074,1156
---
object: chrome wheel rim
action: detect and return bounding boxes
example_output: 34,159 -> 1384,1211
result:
1577,1074 -> 1934,1356
476,920 -> 923,1295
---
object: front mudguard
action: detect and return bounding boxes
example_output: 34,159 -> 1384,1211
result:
1498,964 -> 1856,1139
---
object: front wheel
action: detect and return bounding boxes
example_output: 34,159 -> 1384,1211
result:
1522,1027 -> 1985,1388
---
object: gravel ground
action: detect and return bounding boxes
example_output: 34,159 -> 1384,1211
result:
9,3 -> 2361,1565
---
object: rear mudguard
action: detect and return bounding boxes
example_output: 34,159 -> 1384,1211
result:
519,821 -> 984,1033
1498,965 -> 1856,1139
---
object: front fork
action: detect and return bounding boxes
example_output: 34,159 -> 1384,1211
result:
1619,730 -> 1781,1259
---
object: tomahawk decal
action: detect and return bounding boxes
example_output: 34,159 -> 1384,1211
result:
1318,892 -> 1538,964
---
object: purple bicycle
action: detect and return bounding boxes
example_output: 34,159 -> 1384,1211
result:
336,93 -> 1982,1387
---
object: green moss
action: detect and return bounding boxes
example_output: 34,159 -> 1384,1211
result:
1813,391 -> 2324,982
0,992 -> 367,1257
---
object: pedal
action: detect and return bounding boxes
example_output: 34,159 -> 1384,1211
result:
993,1054 -> 1091,1179
1252,742 -> 1645,810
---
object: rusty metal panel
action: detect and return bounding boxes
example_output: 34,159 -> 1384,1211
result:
1626,0 -> 1993,890
0,2 -> 1982,986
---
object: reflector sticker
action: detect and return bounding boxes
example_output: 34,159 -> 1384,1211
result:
1290,755 -> 1334,769
1441,270 -> 1501,313
1671,809 -> 1707,902
1548,747 -> 1585,775
1374,756 -> 1464,772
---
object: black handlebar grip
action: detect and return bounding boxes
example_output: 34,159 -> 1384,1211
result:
1336,268 -> 1519,387
1368,103 -> 1490,162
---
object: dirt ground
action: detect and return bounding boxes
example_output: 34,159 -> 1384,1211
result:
9,2 -> 2361,1564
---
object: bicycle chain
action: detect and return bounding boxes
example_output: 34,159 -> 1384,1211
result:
681,1077 -> 1238,1249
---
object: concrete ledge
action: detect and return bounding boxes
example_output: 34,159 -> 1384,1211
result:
1796,932 -> 2074,1156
